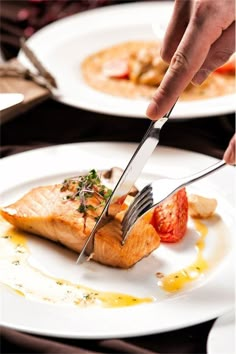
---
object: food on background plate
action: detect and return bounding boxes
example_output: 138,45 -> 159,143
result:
81,41 -> 235,100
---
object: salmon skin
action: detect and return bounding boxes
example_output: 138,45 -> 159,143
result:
1,170 -> 160,268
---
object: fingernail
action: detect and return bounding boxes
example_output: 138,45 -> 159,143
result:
146,101 -> 158,119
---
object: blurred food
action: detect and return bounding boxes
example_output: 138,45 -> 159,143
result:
82,40 -> 235,100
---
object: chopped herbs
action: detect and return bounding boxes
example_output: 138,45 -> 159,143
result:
61,170 -> 112,221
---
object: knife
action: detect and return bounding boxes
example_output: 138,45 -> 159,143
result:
76,103 -> 176,264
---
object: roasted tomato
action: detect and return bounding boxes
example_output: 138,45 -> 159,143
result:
151,188 -> 188,243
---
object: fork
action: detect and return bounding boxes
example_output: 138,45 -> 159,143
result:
121,159 -> 226,244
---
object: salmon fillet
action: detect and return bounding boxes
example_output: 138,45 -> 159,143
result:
1,183 -> 160,268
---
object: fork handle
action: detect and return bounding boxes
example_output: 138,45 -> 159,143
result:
179,160 -> 226,187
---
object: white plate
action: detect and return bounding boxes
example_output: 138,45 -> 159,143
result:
0,142 -> 235,339
17,2 -> 236,120
207,311 -> 235,354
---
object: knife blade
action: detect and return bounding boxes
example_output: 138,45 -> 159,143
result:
76,103 -> 176,264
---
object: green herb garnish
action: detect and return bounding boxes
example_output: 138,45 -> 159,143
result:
61,169 -> 112,221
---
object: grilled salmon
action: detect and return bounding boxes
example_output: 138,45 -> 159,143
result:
0,170 -> 160,268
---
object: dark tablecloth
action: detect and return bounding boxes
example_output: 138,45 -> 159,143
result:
0,97 -> 235,354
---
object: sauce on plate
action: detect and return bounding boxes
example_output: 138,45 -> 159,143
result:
158,220 -> 209,292
0,216 -> 229,305
0,218 -> 153,308
82,41 -> 235,100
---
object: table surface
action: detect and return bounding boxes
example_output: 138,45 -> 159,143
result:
0,97 -> 235,354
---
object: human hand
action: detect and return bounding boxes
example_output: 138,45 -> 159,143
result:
223,134 -> 236,165
146,0 -> 235,120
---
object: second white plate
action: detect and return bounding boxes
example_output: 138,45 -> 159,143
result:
207,311 -> 235,354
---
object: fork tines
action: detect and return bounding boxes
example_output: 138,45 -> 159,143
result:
121,184 -> 154,244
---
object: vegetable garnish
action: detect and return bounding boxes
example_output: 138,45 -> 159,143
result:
61,170 -> 112,221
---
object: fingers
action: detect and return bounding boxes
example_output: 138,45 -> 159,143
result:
146,0 -> 235,120
160,0 -> 190,63
147,22 -> 214,119
223,134 -> 236,165
193,22 -> 235,85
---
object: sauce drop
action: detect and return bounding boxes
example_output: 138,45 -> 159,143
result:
158,219 -> 209,292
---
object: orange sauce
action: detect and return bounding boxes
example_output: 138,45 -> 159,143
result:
158,219 -> 209,292
0,219 -> 152,308
0,216 -> 226,302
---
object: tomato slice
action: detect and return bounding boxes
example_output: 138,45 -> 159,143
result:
102,59 -> 129,79
151,188 -> 188,243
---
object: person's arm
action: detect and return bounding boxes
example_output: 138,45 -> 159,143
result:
146,0 -> 235,120
223,134 -> 236,165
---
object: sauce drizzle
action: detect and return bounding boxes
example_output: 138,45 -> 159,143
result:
0,220 -> 152,308
158,219 -> 209,292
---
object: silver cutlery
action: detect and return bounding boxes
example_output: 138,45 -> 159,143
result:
121,160 -> 226,243
76,102 -> 177,264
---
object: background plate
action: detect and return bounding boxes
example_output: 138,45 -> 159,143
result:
207,311 -> 235,354
18,2 -> 236,119
0,142 -> 235,339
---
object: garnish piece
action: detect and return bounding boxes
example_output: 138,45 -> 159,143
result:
61,169 -> 112,221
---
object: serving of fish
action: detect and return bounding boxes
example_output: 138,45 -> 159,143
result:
0,164 -> 219,271
0,169 -> 162,269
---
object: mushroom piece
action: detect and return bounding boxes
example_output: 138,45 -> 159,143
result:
188,194 -> 217,218
101,167 -> 139,196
